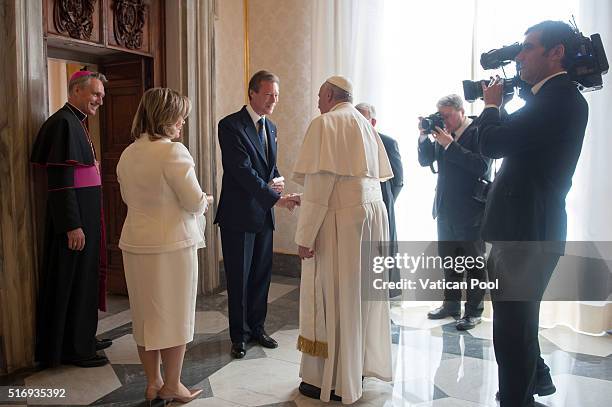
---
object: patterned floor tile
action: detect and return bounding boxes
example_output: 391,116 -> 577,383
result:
96,310 -> 132,336
195,311 -> 229,334
4,273 -> 612,407
543,373 -> 612,406
391,306 -> 459,330
24,364 -> 121,405
103,334 -> 140,365
540,325 -> 612,357
432,356 -> 499,406
263,330 -> 301,364
208,357 -> 300,406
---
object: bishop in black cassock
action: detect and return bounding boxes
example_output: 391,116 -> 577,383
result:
31,71 -> 109,368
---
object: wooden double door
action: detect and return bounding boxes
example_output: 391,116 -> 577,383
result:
99,59 -> 151,295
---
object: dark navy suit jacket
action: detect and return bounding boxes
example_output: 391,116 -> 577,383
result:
214,106 -> 281,232
478,73 -> 588,242
379,133 -> 403,243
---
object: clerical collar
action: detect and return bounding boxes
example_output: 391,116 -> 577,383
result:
531,71 -> 567,95
246,104 -> 264,126
65,103 -> 87,121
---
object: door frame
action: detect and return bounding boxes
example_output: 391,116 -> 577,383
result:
0,0 -> 219,375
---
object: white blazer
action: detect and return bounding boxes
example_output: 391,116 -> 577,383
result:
117,135 -> 208,254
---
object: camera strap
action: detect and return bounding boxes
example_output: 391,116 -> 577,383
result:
429,142 -> 440,174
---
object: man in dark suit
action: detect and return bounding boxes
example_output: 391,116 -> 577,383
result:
479,21 -> 589,407
418,94 -> 491,330
215,70 -> 298,359
355,103 -> 404,297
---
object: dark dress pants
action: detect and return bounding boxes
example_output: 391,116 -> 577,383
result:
437,219 -> 486,316
220,221 -> 273,344
488,244 -> 560,407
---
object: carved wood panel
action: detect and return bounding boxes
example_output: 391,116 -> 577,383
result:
112,0 -> 147,50
45,0 -> 102,43
107,0 -> 151,53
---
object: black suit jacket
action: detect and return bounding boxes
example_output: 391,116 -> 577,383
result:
379,133 -> 403,243
214,106 -> 281,232
478,74 -> 588,242
418,118 -> 492,229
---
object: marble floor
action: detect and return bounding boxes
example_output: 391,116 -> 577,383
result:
1,274 -> 611,406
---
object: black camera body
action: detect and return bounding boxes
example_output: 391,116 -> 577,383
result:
420,112 -> 445,134
462,76 -> 526,102
570,33 -> 609,91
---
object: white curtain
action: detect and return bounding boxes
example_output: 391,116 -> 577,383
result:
311,0 -> 611,334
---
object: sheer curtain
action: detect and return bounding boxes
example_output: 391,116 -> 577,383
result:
311,0 -> 611,334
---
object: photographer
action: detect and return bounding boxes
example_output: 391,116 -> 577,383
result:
417,94 -> 492,330
479,21 -> 589,407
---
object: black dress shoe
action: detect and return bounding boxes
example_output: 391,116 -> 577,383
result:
495,381 -> 556,401
95,338 -> 113,351
231,342 -> 246,359
427,306 -> 460,320
298,382 -> 341,401
456,315 -> 482,330
254,332 -> 278,349
534,372 -> 556,396
68,354 -> 109,368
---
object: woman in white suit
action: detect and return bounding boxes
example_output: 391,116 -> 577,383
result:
117,88 -> 209,403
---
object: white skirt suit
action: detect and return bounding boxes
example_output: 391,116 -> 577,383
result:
117,135 -> 208,350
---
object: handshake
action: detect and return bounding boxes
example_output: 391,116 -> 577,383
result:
276,193 -> 301,212
269,176 -> 301,212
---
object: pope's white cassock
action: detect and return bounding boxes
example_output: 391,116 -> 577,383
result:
293,101 -> 394,404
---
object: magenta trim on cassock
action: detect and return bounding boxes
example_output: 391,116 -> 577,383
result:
73,164 -> 101,188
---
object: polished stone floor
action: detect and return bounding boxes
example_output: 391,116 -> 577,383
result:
1,274 -> 611,406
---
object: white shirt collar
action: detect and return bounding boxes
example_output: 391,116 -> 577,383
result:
531,71 -> 567,95
246,103 -> 264,126
455,116 -> 473,139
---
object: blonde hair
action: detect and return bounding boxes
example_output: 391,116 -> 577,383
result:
131,88 -> 192,141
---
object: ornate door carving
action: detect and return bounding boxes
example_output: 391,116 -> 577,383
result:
113,0 -> 147,49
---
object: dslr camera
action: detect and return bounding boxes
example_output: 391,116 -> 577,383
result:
420,112 -> 445,134
463,22 -> 609,102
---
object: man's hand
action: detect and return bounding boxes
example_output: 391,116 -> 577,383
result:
482,76 -> 504,107
67,228 -> 85,251
432,126 -> 454,148
298,245 -> 314,260
269,176 -> 285,194
417,117 -> 427,136
275,193 -> 301,212
271,181 -> 285,194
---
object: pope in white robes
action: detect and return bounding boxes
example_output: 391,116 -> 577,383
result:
293,76 -> 394,404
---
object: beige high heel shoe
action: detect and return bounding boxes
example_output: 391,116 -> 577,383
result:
158,387 -> 203,403
145,384 -> 162,402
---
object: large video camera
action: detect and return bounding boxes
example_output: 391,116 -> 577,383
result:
463,23 -> 609,102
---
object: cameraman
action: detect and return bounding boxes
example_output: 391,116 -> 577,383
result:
418,94 -> 492,330
479,21 -> 588,407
